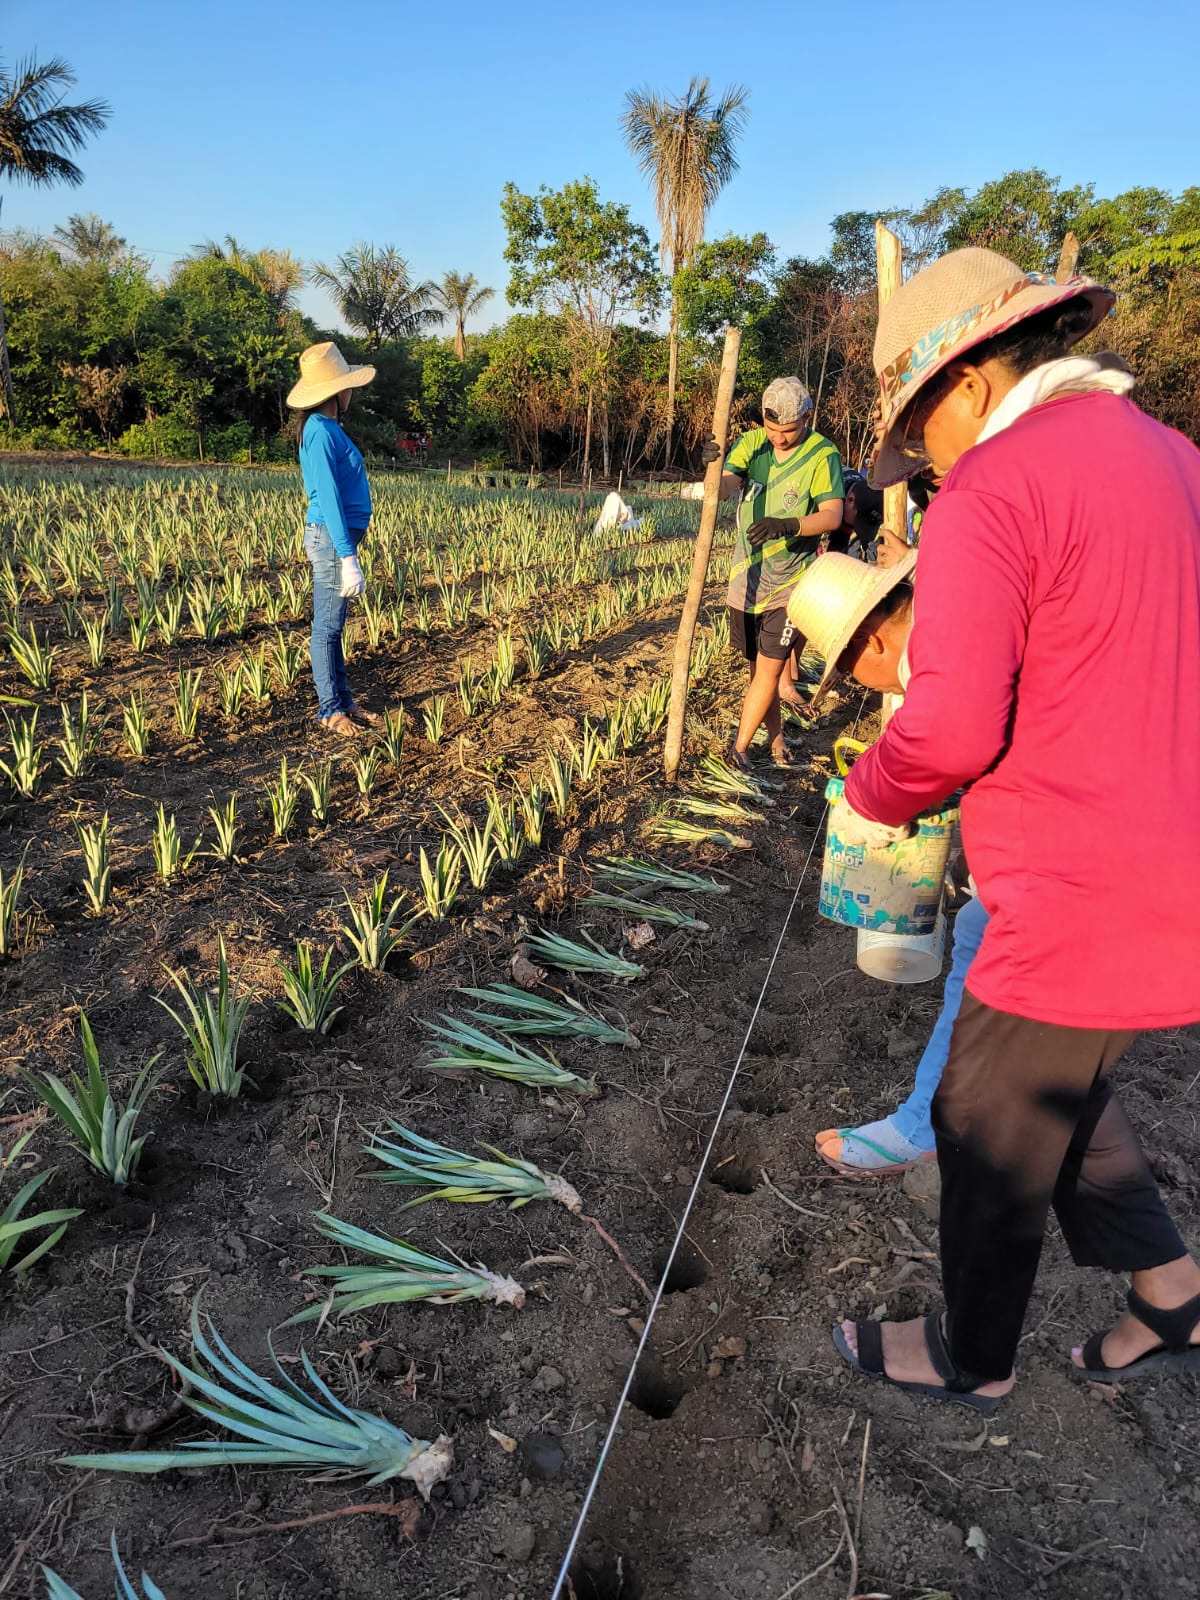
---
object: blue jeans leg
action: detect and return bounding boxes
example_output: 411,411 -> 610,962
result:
304,524 -> 350,720
891,894 -> 991,1151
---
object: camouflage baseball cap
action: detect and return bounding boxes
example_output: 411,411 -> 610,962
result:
762,376 -> 813,427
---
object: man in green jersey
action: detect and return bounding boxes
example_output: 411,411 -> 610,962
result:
702,376 -> 844,766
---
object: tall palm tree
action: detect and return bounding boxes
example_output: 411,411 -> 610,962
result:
0,55 -> 110,424
622,77 -> 748,466
435,270 -> 494,360
52,211 -> 126,263
310,243 -> 440,351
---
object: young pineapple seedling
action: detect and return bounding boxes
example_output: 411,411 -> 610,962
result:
1,710 -> 46,798
276,940 -> 352,1034
441,810 -> 496,891
366,1122 -> 581,1211
121,693 -> 152,758
156,935 -> 252,1098
351,747 -> 382,799
378,707 -> 405,766
8,622 -> 56,690
26,1014 -> 160,1185
421,695 -> 447,745
485,789 -> 523,870
215,661 -> 245,720
341,873 -> 419,970
207,792 -> 239,864
460,981 -> 637,1046
81,611 -> 109,670
265,756 -> 301,837
524,927 -> 645,983
422,1014 -> 599,1098
270,628 -> 303,691
649,816 -> 753,851
173,668 -> 203,740
596,856 -> 729,895
75,813 -> 112,912
290,1213 -> 525,1320
1,1130 -> 82,1273
0,848 -> 28,957
61,1304 -> 453,1496
418,840 -> 462,922
150,804 -> 200,883
516,781 -> 548,848
582,891 -> 710,931
544,748 -> 573,819
57,695 -> 105,780
302,759 -> 334,823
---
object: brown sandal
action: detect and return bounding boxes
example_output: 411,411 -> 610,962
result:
346,702 -> 381,726
318,711 -> 359,738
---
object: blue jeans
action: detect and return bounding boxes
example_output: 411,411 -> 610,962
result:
891,893 -> 990,1151
304,523 -> 353,720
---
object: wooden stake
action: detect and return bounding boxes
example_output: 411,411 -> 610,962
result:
663,324 -> 742,782
874,221 -> 907,543
1055,231 -> 1080,283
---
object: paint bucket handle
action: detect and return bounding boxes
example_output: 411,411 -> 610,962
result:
834,736 -> 871,776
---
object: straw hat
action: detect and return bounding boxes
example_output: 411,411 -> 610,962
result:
871,247 -> 1113,487
286,341 -> 376,409
786,549 -> 917,707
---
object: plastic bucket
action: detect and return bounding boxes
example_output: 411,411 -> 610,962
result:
820,777 -> 957,935
856,904 -> 947,984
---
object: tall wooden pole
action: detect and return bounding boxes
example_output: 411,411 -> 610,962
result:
874,221 -> 906,543
1055,231 -> 1080,283
662,324 -> 742,782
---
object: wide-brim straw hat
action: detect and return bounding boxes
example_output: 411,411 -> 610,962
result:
786,549 -> 917,707
870,247 -> 1114,488
286,341 -> 376,409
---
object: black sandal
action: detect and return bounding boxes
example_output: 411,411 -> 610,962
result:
833,1311 -> 1005,1415
1078,1287 -> 1200,1381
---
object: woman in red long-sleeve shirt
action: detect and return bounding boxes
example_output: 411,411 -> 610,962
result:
831,247 -> 1200,1413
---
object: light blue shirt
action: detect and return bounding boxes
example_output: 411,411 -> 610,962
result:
299,413 -> 372,557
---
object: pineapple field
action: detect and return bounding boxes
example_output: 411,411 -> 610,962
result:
1,460 -> 1198,1600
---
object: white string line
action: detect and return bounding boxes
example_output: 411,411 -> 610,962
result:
549,776 -> 838,1600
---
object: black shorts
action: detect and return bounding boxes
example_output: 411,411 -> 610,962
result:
729,605 -> 796,663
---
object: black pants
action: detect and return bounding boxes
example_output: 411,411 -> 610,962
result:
932,993 -> 1187,1383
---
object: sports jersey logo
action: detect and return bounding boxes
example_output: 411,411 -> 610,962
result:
780,489 -> 800,510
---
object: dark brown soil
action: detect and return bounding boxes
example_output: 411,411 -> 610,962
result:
2,469 -> 1198,1600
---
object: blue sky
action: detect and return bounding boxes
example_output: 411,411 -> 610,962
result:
7,0 -> 1199,333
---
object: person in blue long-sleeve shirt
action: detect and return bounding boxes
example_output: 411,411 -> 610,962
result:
287,341 -> 378,736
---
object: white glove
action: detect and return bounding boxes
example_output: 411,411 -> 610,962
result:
829,794 -> 914,849
680,481 -> 706,501
339,554 -> 365,598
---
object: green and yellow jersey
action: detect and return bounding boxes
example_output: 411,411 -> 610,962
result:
724,428 -> 845,613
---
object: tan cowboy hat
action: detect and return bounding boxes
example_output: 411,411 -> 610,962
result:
870,247 -> 1114,488
286,341 -> 376,409
786,549 -> 917,707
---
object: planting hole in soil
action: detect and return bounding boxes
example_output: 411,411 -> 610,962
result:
627,1352 -> 687,1420
651,1239 -> 708,1292
708,1152 -> 758,1194
569,1548 -> 642,1600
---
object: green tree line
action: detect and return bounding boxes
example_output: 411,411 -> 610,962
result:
2,166 -> 1197,469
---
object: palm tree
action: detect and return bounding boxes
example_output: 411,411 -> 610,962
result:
52,211 -> 126,264
195,235 -> 304,319
621,77 -> 748,466
435,271 -> 494,360
0,55 -> 110,423
310,243 -> 440,351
